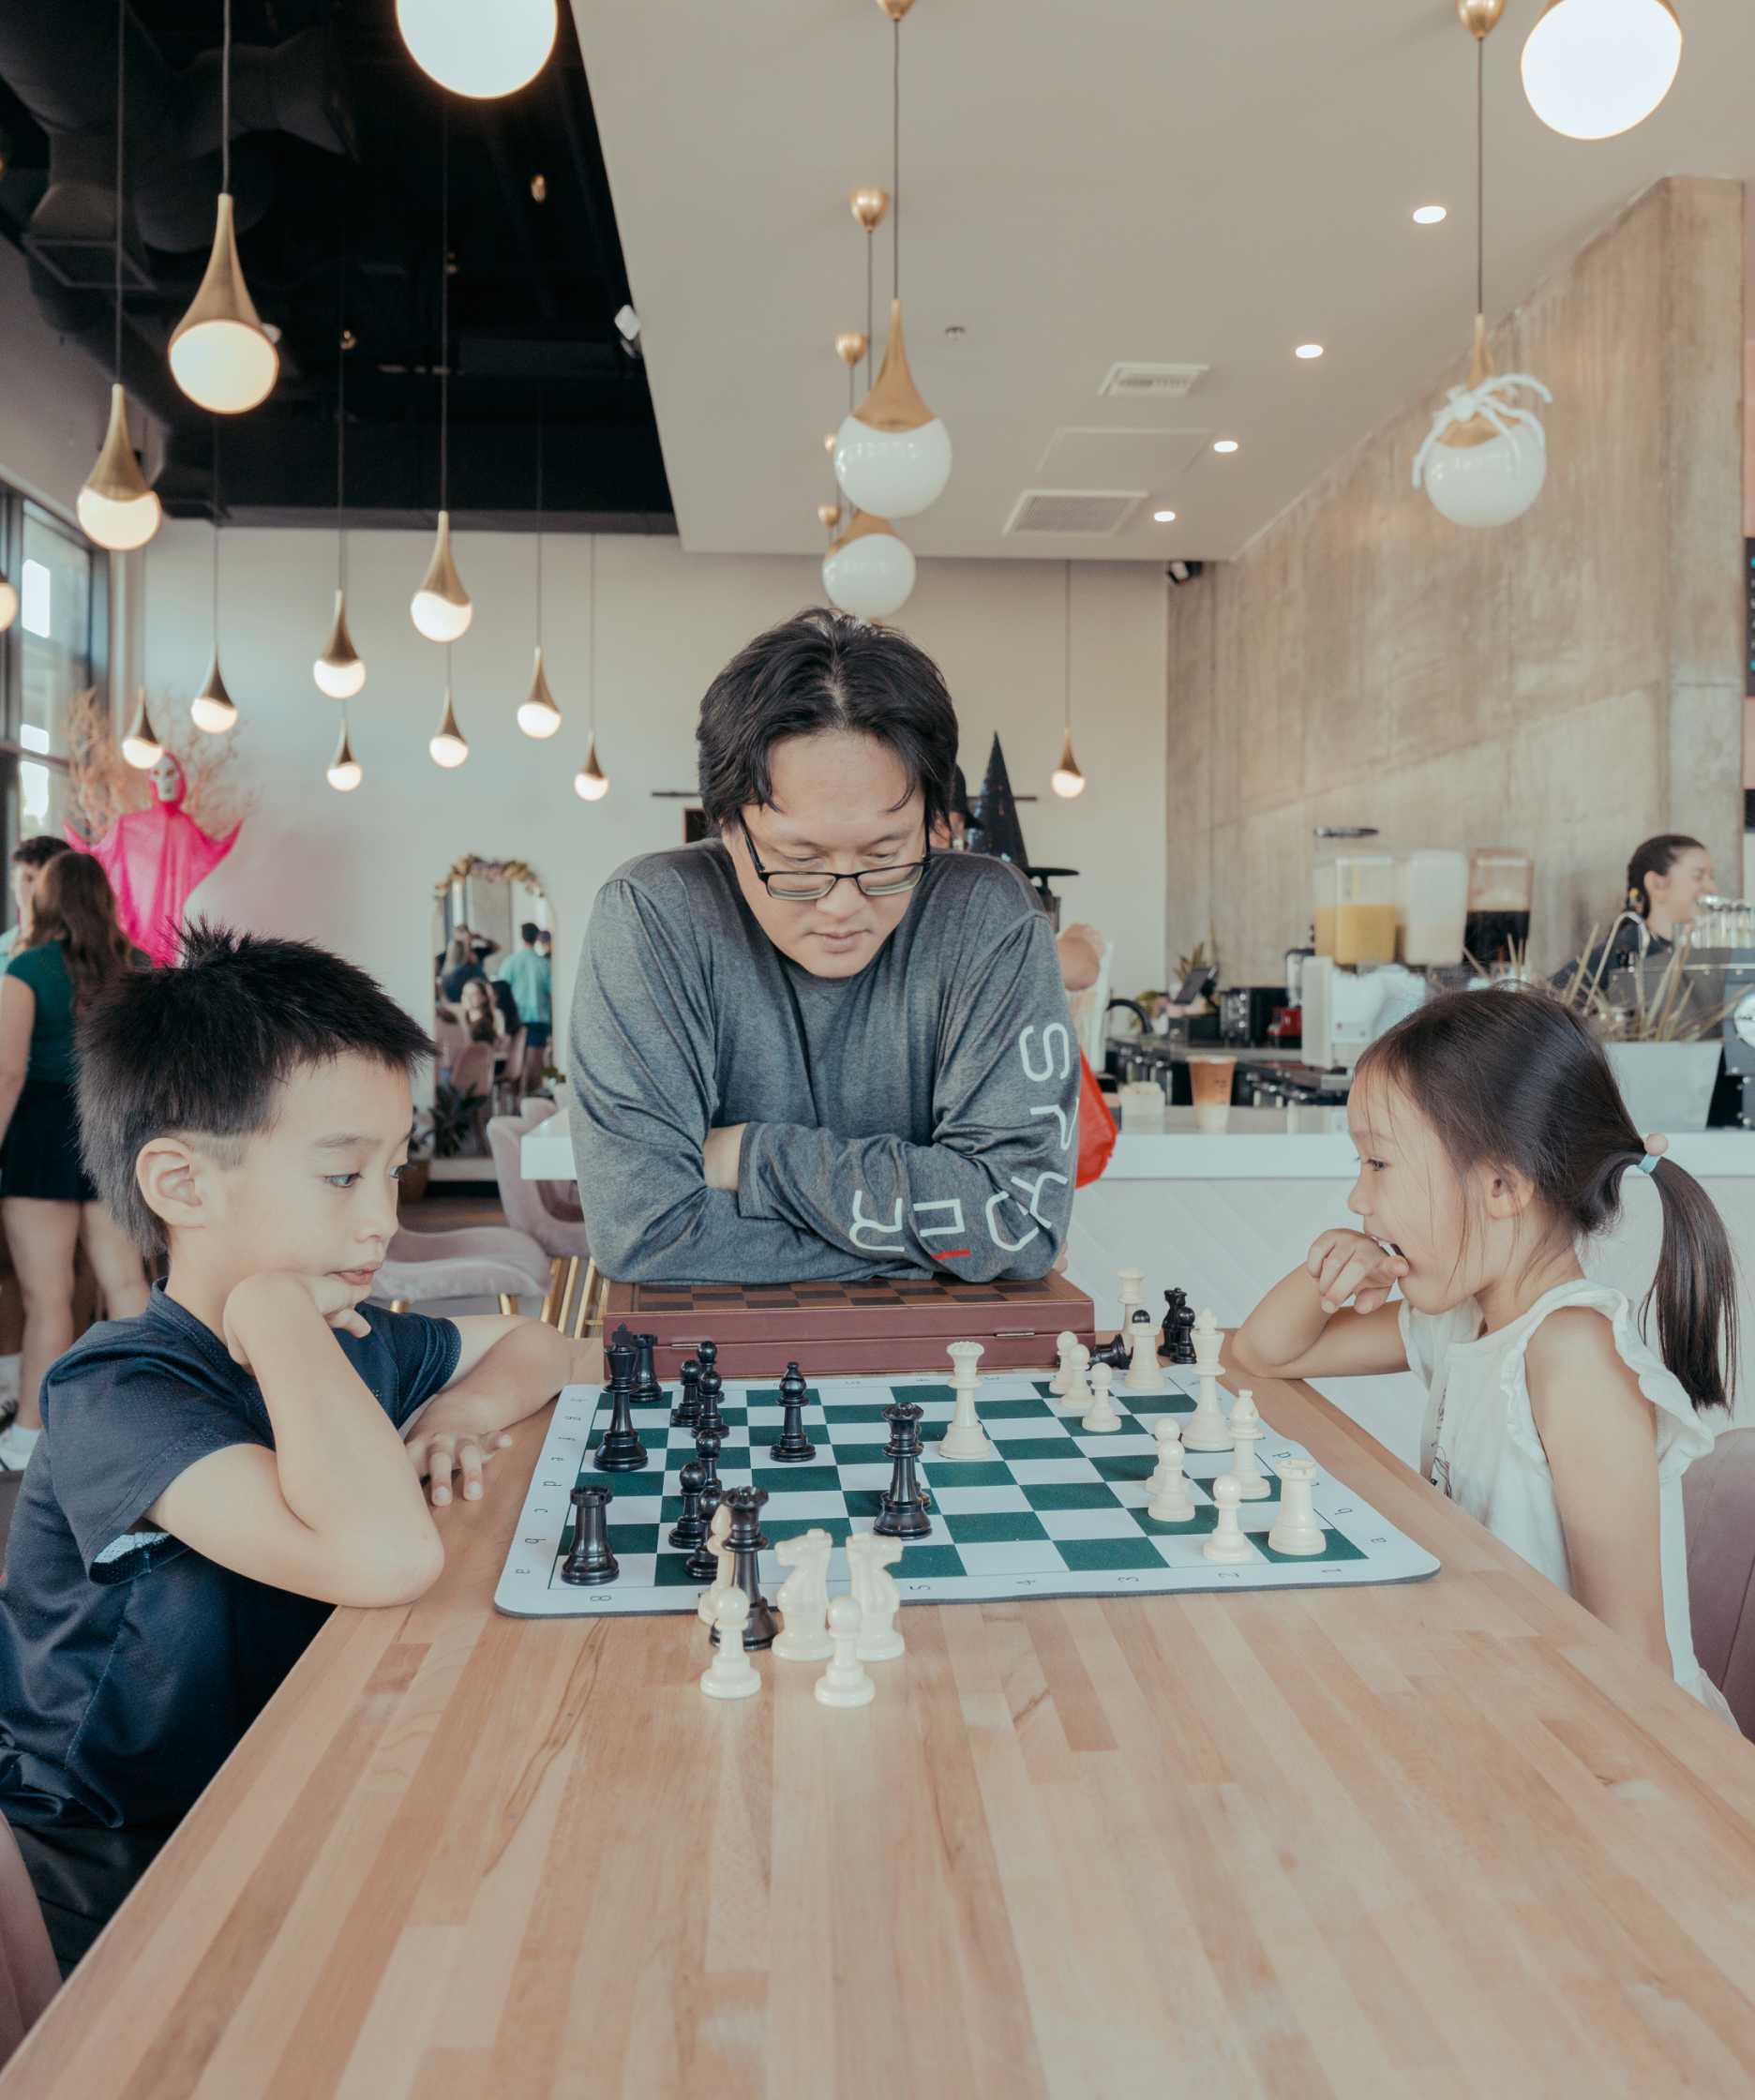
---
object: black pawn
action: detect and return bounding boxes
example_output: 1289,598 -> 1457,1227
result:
671,1358 -> 702,1429
874,1402 -> 932,1540
711,1487 -> 778,1649
592,1336 -> 648,1473
668,1460 -> 708,1550
562,1485 -> 619,1584
1091,1331 -> 1132,1372
631,1331 -> 667,1408
696,1365 -> 728,1442
694,1429 -> 724,1521
769,1361 -> 816,1463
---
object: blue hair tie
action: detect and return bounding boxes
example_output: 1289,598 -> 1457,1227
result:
1635,1151 -> 1660,1178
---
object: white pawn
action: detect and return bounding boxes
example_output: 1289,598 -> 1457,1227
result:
847,1529 -> 906,1660
700,1588 -> 761,1700
1202,1473 -> 1252,1564
1226,1388 -> 1270,1500
1125,1312 -> 1160,1394
1147,1419 -> 1195,1522
695,1503 -> 734,1626
814,1596 -> 876,1708
1050,1330 -> 1078,1397
772,1527 -> 834,1661
1061,1342 -> 1093,1413
1117,1268 -> 1146,1325
1081,1359 -> 1123,1434
1268,1459 -> 1326,1556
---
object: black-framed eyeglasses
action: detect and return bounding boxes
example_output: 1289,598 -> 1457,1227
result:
739,818 -> 931,903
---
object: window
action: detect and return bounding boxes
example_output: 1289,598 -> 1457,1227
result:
0,488 -> 105,930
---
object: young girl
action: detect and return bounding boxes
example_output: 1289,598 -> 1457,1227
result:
1232,986 -> 1736,1720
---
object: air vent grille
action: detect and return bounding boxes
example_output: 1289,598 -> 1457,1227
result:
1003,489 -> 1144,537
1099,362 -> 1208,399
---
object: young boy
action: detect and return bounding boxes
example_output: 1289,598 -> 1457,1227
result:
0,926 -> 582,1971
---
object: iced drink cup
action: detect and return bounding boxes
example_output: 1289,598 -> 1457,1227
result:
1189,1055 -> 1236,1132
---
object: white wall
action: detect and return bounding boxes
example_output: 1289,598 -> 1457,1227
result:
0,239 -> 122,518
138,525 -> 1166,1044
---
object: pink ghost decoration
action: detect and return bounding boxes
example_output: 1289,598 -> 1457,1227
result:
67,751 -> 241,967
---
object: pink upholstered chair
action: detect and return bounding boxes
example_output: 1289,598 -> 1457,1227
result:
0,1818 -> 58,2066
368,1225 -> 550,1318
1683,1426 -> 1755,1739
432,1006 -> 469,1074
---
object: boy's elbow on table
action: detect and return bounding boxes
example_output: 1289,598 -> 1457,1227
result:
332,1525 -> 447,1610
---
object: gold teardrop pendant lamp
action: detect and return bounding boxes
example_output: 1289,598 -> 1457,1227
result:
573,731 -> 609,802
572,536 -> 608,801
412,509 -> 472,642
429,671 -> 469,769
121,689 -> 162,770
326,713 -> 363,792
1050,563 -> 1086,798
518,399 -> 562,739
314,589 -> 365,698
315,262 -> 367,698
190,427 -> 238,733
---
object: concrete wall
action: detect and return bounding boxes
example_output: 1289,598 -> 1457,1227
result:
1166,177 -> 1746,985
139,528 -> 1167,1041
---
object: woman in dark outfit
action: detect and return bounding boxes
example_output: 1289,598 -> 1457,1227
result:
0,854 -> 148,1469
1556,833 -> 1716,990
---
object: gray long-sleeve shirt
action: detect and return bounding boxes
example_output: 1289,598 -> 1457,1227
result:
568,841 -> 1080,1284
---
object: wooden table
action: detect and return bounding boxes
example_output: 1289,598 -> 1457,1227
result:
6,1373 -> 1755,2098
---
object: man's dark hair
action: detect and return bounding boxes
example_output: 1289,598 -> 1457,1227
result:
519,921 -> 540,944
11,834 -> 70,872
696,607 -> 958,835
78,922 -> 433,1255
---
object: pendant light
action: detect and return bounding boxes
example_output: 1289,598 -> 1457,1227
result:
517,398 -> 562,739
326,712 -> 363,792
429,646 -> 469,768
1413,12 -> 1552,530
314,241 -> 366,699
397,0 -> 557,100
834,8 -> 951,519
121,690 -> 162,770
78,0 -> 160,553
189,424 -> 238,733
169,0 -> 278,414
412,115 -> 472,642
1522,0 -> 1681,141
573,537 -> 609,802
822,509 -> 915,620
1050,562 -> 1086,799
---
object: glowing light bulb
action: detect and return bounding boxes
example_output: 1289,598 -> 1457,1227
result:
396,0 -> 556,98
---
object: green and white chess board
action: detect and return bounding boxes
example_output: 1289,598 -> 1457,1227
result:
494,1367 -> 1440,1617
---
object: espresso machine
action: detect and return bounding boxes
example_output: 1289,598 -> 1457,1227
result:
1300,956 -> 1428,1072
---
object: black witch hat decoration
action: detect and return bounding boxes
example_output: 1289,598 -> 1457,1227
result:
968,734 -> 1031,868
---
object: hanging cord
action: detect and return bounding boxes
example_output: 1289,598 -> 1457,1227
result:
587,534 -> 596,735
864,230 -> 874,393
211,418 -> 221,639
439,107 -> 450,512
1063,561 -> 1072,729
1475,36 -> 1484,319
221,0 -> 232,195
534,388 -> 545,643
336,211 -> 348,592
892,17 -> 900,305
112,0 -> 125,382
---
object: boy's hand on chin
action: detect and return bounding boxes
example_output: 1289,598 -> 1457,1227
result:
221,1270 -> 373,1372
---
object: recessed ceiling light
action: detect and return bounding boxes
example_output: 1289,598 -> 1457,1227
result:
1295,343 -> 1324,360
1412,203 -> 1448,226
1212,439 -> 1239,455
1152,508 -> 1178,523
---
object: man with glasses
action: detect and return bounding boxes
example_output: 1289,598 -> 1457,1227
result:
568,608 -> 1079,1283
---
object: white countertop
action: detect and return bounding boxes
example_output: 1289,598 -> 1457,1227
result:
521,1104 -> 1755,1183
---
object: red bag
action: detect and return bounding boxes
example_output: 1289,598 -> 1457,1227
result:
1075,1049 -> 1118,1187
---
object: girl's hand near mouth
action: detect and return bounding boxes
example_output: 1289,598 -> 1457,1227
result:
1306,1229 -> 1410,1316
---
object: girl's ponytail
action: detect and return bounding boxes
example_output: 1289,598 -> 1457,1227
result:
1645,1156 -> 1738,1413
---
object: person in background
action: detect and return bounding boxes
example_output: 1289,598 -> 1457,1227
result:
0,837 -> 72,965
439,931 -> 484,1005
0,925 -> 581,1970
1556,833 -> 1715,989
458,976 -> 506,1049
1231,987 -> 1735,1721
535,928 -> 553,963
497,922 -> 552,1091
0,853 -> 148,1470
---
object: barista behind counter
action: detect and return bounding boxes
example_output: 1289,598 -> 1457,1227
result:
1553,833 -> 1715,992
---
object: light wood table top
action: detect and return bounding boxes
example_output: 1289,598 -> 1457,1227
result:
6,1371 -> 1755,2099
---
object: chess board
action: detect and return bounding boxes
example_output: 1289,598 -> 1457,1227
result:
494,1364 -> 1439,1617
599,1271 -> 1096,1377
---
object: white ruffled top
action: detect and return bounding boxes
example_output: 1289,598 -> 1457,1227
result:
1399,1277 -> 1732,1720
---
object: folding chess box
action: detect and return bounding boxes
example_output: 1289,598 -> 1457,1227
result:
599,1272 -> 1098,1379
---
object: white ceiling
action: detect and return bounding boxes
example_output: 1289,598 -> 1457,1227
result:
569,0 -> 1753,562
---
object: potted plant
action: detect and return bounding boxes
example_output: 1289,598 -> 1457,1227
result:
400,1118 -> 433,1206
1559,925 -> 1732,1134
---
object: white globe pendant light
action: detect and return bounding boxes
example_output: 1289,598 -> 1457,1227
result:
822,510 -> 915,620
80,3 -> 160,553
573,733 -> 609,802
834,300 -> 952,519
411,511 -> 472,641
518,406 -> 562,738
1049,562 -> 1087,797
315,290 -> 368,700
396,0 -> 556,99
429,682 -> 469,769
169,0 -> 278,414
1521,0 -> 1681,141
326,715 -> 363,792
570,536 -> 608,799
